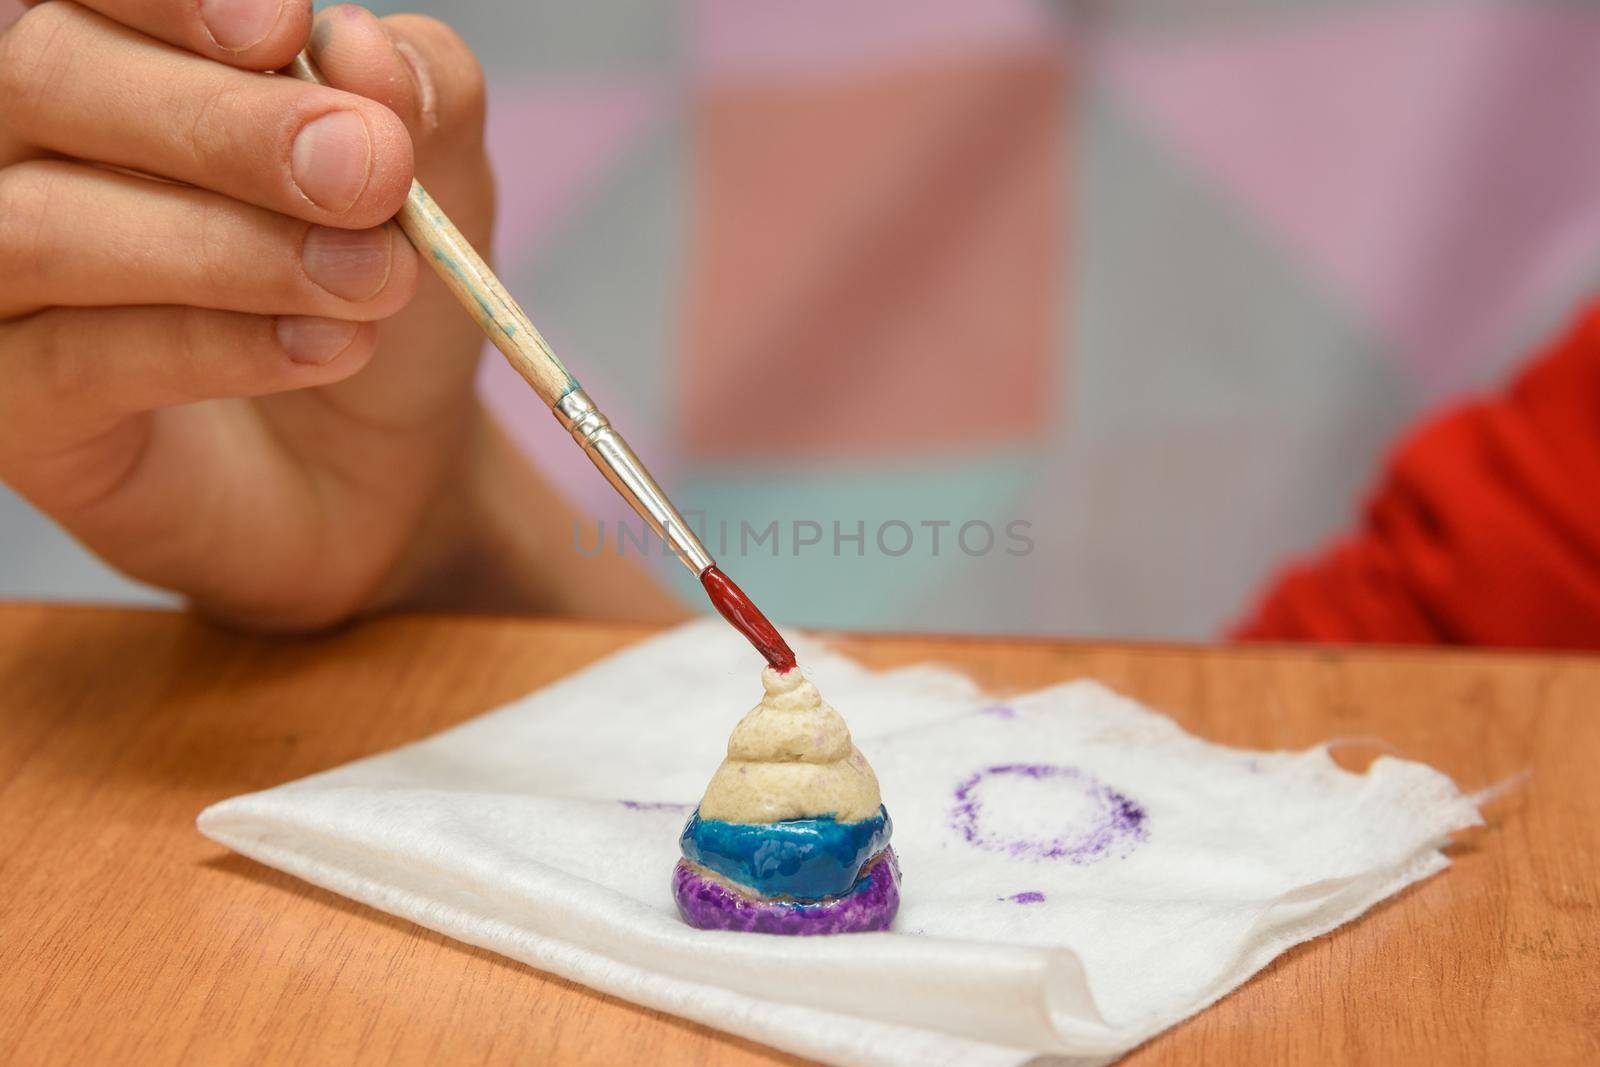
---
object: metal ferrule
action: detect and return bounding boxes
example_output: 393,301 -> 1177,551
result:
554,389 -> 715,575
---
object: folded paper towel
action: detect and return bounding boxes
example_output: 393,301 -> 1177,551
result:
198,621 -> 1481,1066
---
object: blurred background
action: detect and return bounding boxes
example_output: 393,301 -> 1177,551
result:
4,0 -> 1599,640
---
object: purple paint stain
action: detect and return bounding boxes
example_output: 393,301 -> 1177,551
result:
619,800 -> 693,812
673,849 -> 900,935
978,704 -> 1018,719
1006,891 -> 1047,904
950,763 -> 1148,864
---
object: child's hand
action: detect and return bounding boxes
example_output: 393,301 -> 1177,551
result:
0,1 -> 500,629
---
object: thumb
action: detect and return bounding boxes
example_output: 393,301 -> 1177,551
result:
307,6 -> 491,236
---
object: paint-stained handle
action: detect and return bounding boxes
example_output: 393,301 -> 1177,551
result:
284,53 -> 577,406
283,50 -> 734,590
395,181 -> 577,402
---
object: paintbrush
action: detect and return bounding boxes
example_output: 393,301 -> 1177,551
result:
284,51 -> 795,673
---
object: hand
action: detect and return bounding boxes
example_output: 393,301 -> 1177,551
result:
0,2 -> 680,629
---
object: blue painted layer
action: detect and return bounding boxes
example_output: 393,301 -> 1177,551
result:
679,806 -> 891,902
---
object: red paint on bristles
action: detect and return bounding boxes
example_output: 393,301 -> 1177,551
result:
699,565 -> 797,673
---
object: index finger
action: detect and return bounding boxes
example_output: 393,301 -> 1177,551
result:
20,0 -> 311,69
0,3 -> 412,227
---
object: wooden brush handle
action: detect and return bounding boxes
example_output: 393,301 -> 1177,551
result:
395,181 -> 577,403
283,51 -> 723,581
284,53 -> 578,407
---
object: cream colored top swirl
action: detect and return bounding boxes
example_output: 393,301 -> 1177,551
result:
697,667 -> 882,824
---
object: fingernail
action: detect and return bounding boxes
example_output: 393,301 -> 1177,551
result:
301,225 -> 393,301
291,111 -> 372,214
200,0 -> 284,52
389,33 -> 438,129
275,316 -> 359,365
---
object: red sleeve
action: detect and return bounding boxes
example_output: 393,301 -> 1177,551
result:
1232,299 -> 1600,651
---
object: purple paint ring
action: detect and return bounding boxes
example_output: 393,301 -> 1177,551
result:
673,847 -> 900,935
950,763 -> 1148,863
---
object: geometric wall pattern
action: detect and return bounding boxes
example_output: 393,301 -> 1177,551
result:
7,0 -> 1600,640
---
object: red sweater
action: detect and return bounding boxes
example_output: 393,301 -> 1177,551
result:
1233,300 -> 1600,651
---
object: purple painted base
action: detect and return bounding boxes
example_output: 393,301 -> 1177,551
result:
673,848 -> 900,935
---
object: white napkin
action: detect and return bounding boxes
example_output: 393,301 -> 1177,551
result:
198,620 -> 1480,1066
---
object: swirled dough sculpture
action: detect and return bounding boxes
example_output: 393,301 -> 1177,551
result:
673,668 -> 900,934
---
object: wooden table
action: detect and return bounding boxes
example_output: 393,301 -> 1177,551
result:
1,604 -> 1596,1065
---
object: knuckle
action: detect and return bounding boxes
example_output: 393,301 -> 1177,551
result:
168,311 -> 215,402
192,195 -> 236,294
0,2 -> 79,126
138,308 -> 223,407
0,160 -> 64,280
32,311 -> 92,410
185,83 -> 250,175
